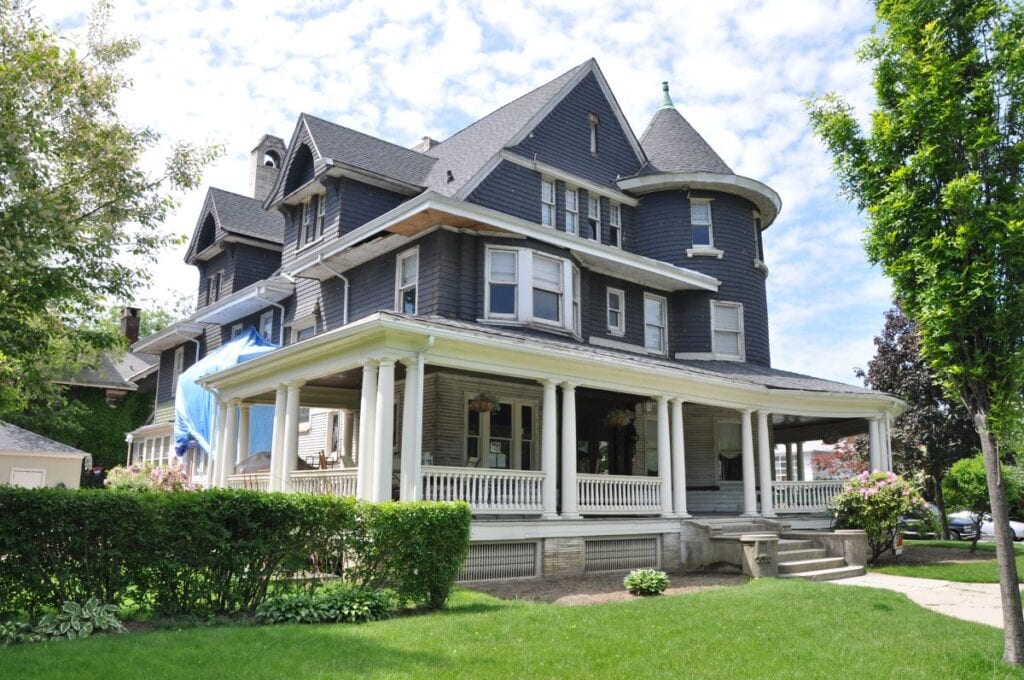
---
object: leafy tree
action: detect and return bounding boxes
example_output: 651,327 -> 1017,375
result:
811,436 -> 869,479
857,305 -> 980,536
944,455 -> 1023,552
808,0 -> 1024,660
0,0 -> 218,419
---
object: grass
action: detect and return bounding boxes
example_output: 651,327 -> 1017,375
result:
872,540 -> 1024,583
1,579 -> 1021,679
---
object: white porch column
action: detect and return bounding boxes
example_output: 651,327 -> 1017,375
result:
413,352 -> 425,500
269,385 -> 287,492
883,414 -> 894,472
670,398 -> 689,518
356,362 -> 379,501
237,404 -> 251,463
757,410 -> 775,517
540,379 -> 558,519
560,382 -> 580,519
868,417 -> 882,472
372,359 -> 396,503
741,409 -> 757,517
211,400 -> 228,488
796,441 -> 805,481
341,410 -> 356,467
656,396 -> 674,517
399,356 -> 421,501
785,443 -> 793,481
281,381 -> 303,492
220,399 -> 240,487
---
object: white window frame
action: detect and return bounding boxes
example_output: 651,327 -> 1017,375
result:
230,323 -> 243,340
299,193 -> 325,249
259,310 -> 274,341
541,179 -> 555,228
714,417 -> 744,483
643,293 -> 668,355
609,202 -> 622,248
564,186 -> 579,235
293,322 -> 316,343
531,252 -> 564,325
690,199 -> 713,247
395,247 -> 419,315
484,246 -> 579,334
587,194 -> 601,242
711,300 -> 745,360
464,396 -> 539,470
172,346 -> 185,392
607,287 -> 625,336
207,272 -> 221,305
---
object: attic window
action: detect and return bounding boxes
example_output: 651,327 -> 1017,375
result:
263,150 -> 280,168
588,112 -> 599,154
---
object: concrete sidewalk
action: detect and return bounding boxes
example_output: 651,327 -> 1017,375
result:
834,572 -> 1024,628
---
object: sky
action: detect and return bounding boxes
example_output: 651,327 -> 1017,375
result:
37,0 -> 890,386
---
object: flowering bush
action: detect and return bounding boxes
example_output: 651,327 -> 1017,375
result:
105,462 -> 200,492
831,470 -> 924,563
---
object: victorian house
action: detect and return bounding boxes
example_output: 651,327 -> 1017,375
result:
128,60 -> 901,580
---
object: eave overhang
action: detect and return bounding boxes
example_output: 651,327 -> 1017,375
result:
131,322 -> 205,354
191,278 -> 295,325
289,192 -> 720,293
618,172 -> 782,227
188,235 -> 282,265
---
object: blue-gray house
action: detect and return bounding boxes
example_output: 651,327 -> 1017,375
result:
129,60 -> 900,580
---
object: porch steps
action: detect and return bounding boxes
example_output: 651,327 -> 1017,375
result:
776,537 -> 864,582
777,548 -> 827,562
778,565 -> 865,582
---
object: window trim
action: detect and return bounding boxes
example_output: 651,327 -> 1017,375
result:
230,323 -> 243,340
206,272 -> 222,306
485,247 -> 519,320
643,293 -> 668,355
609,202 -> 622,248
689,198 -> 714,249
172,346 -> 185,392
714,417 -> 744,483
541,178 -> 556,228
259,310 -> 274,341
606,287 -> 625,336
291,319 -> 316,344
711,300 -> 745,361
564,186 -> 579,235
587,194 -> 601,242
395,247 -> 420,315
484,246 -> 580,334
297,192 -> 327,250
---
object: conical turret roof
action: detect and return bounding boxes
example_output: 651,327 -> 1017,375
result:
639,83 -> 732,175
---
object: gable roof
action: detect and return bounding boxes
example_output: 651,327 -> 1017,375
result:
56,351 -> 157,391
185,188 -> 284,263
639,104 -> 733,175
0,421 -> 89,457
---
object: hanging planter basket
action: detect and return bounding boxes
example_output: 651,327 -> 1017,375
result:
604,408 -> 635,428
822,430 -> 840,445
468,394 -> 499,413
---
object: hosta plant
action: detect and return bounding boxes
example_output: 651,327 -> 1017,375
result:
256,584 -> 396,625
35,598 -> 126,641
623,569 -> 670,596
0,621 -> 41,647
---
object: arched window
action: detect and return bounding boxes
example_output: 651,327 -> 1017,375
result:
283,144 -> 314,195
196,213 -> 215,252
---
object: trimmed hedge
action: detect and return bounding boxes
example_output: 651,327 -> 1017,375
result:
0,487 -> 470,618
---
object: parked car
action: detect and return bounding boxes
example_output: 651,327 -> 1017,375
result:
946,513 -> 979,541
899,503 -> 940,539
948,510 -> 1024,541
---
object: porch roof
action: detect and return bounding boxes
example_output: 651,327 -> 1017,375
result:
197,312 -> 904,418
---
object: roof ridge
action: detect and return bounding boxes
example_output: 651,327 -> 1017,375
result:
208,186 -> 264,203
299,112 -> 433,158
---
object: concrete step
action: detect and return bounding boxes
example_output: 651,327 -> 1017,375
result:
778,548 -> 827,562
777,539 -> 814,551
779,565 -> 866,582
778,557 -> 847,574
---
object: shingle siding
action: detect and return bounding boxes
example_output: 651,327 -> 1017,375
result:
338,178 -> 406,235
232,244 -> 280,290
466,161 -> 541,223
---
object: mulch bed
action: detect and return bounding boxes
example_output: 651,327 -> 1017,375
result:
464,569 -> 746,606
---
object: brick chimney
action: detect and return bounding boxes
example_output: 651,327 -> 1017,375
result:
120,307 -> 141,345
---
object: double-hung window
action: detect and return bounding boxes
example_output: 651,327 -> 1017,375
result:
607,288 -> 625,336
690,200 -> 713,247
395,248 -> 419,315
300,194 -> 323,248
644,293 -> 667,354
206,273 -> 221,305
541,179 -> 555,227
587,194 -> 601,241
609,202 -> 622,248
716,420 -> 743,481
485,247 -> 579,333
172,346 -> 185,392
711,301 -> 744,360
564,187 -> 579,235
259,310 -> 274,340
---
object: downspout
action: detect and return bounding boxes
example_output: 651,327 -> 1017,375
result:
255,285 -> 288,346
317,255 -> 350,325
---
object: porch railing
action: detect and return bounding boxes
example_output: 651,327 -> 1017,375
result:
577,473 -> 662,515
420,465 -> 545,514
773,480 -> 845,513
227,474 -> 269,491
290,469 -> 358,497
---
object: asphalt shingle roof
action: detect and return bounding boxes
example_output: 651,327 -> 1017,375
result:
0,421 -> 88,455
638,106 -> 733,175
209,188 -> 284,244
60,351 -> 157,391
302,114 -> 437,188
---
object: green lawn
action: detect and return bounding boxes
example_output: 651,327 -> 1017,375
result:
1,579 -> 1020,679
873,540 -> 1024,583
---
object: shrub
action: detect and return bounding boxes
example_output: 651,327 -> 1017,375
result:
105,462 -> 199,492
831,471 -> 925,563
0,621 -> 41,647
34,598 -> 125,641
623,569 -> 670,596
943,454 -> 1024,550
256,584 -> 396,625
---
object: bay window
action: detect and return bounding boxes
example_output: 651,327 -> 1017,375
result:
485,247 -> 580,333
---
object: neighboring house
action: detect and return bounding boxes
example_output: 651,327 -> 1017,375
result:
129,59 -> 902,579
0,421 -> 92,488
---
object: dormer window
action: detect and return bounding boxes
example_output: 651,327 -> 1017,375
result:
541,179 -> 555,227
587,194 -> 601,241
609,202 -> 622,248
565,187 -> 579,235
299,194 -> 325,248
690,200 -> 713,247
206,272 -> 221,306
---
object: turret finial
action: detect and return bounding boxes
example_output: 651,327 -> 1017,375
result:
661,81 -> 674,109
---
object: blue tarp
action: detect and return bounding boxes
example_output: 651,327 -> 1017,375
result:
174,328 -> 277,460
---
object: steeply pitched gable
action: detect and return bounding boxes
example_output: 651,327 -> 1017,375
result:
184,188 -> 284,264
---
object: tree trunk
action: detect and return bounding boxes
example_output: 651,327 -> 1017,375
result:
975,408 -> 1024,664
933,475 -> 950,540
